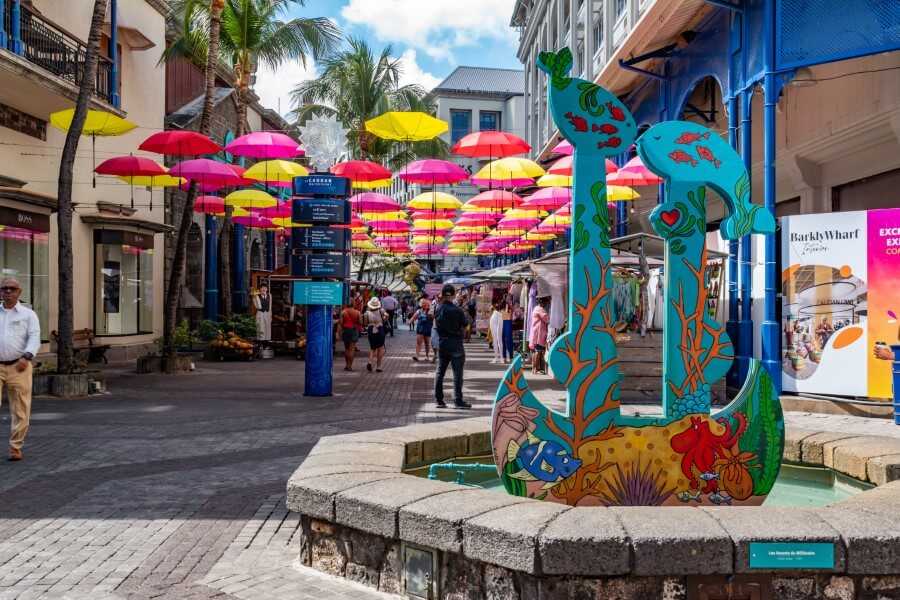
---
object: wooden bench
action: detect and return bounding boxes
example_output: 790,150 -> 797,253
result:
51,328 -> 111,364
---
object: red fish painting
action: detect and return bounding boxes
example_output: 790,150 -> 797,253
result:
674,131 -> 711,145
564,111 -> 588,132
592,123 -> 618,134
696,145 -> 722,168
668,150 -> 698,166
597,137 -> 622,149
606,102 -> 626,122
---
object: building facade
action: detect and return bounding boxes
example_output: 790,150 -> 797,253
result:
511,0 -> 900,394
0,0 -> 169,360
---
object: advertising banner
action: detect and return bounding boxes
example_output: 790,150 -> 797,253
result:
781,208 -> 900,398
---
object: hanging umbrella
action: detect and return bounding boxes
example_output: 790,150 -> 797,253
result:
521,187 -> 571,210
536,173 -> 572,187
95,156 -> 168,208
409,209 -> 458,219
412,244 -> 446,256
452,225 -> 492,234
471,157 -> 544,188
352,178 -> 392,189
349,193 -> 400,213
606,186 -> 641,202
50,108 -> 137,188
398,159 -> 468,185
244,160 -> 308,185
253,203 -> 292,219
464,190 -> 522,210
451,131 -> 530,158
411,227 -> 452,237
139,130 -> 222,156
412,235 -> 447,245
448,232 -> 486,243
365,112 -> 448,141
170,159 -> 243,186
497,217 -> 540,230
270,217 -> 306,228
548,155 -> 618,176
608,156 -> 663,186
118,174 -> 184,212
232,214 -> 275,228
369,220 -> 410,232
456,214 -> 499,226
360,211 -> 407,223
551,139 -> 573,155
225,131 -> 301,159
332,160 -> 391,182
412,218 -> 454,230
407,192 -> 461,210
224,189 -> 278,209
193,195 -> 226,215
352,232 -> 373,241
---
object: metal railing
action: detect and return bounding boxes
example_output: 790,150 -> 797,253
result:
3,4 -> 114,105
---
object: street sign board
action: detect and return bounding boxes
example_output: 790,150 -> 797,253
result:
292,253 -> 349,278
292,281 -> 344,305
292,197 -> 350,224
748,543 -> 835,569
294,226 -> 350,251
293,174 -> 350,197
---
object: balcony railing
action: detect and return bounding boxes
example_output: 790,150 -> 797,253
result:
3,4 -> 114,105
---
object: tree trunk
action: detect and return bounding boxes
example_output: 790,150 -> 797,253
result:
162,0 -> 225,361
357,253 -> 368,280
56,0 -> 108,374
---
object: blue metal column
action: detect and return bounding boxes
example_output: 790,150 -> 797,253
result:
265,230 -> 275,271
737,89 -> 753,382
204,214 -> 219,320
726,92 -> 740,387
232,223 -> 246,312
109,0 -> 120,108
10,0 -> 22,54
0,1 -> 8,49
761,0 -> 781,390
304,304 -> 333,396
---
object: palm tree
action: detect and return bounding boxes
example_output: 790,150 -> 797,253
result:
291,37 -> 447,164
56,0 -> 108,374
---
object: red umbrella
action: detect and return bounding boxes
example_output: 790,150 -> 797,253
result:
332,160 -> 391,182
139,130 -> 222,156
95,156 -> 167,208
193,195 -> 225,215
451,131 -> 530,158
253,203 -> 292,219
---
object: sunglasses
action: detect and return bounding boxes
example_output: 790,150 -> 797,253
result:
0,287 -> 19,292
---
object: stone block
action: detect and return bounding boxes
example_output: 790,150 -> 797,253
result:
400,488 -> 528,553
784,427 -> 819,463
345,562 -> 378,588
310,533 -> 349,576
335,475 -> 461,538
307,441 -> 409,457
405,440 -> 424,467
817,506 -> 900,574
378,542 -> 402,594
867,454 -> 900,486
297,448 -> 405,469
614,507 -> 732,576
832,480 -> 900,516
823,576 -> 855,600
422,434 -> 469,464
801,432 -> 866,466
537,507 -> 630,576
594,577 -> 667,600
463,502 -> 570,574
861,575 -> 900,595
826,437 -> 900,478
286,471 -> 404,520
484,564 -> 518,600
288,463 -> 398,482
467,430 -> 492,456
771,577 -> 817,600
703,507 -> 844,573
440,551 -> 485,600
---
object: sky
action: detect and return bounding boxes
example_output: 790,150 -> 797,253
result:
253,0 -> 522,119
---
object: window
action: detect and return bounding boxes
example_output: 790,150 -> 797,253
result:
450,109 -> 472,144
101,33 -> 123,100
479,111 -> 501,132
614,0 -> 627,20
94,230 -> 154,335
0,207 -> 49,338
593,14 -> 604,48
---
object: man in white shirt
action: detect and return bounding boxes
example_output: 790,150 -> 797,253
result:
0,277 -> 40,461
380,292 -> 399,337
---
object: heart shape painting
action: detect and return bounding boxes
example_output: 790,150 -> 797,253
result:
660,208 -> 680,227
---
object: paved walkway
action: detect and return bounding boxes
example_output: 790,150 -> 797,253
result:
1,329 -> 896,599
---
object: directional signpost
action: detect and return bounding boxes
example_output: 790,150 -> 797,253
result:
291,174 -> 351,397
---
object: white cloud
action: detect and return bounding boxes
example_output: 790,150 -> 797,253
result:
254,59 -> 318,120
341,0 -> 517,63
397,49 -> 441,91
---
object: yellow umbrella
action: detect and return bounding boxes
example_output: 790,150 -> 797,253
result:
408,192 -> 461,210
446,247 -> 476,255
353,241 -> 382,253
413,219 -> 454,230
412,235 -> 446,244
505,208 -> 547,219
232,207 -> 250,217
224,189 -> 278,208
118,174 -> 184,212
50,108 -> 138,188
522,232 -> 557,241
365,111 -> 448,141
270,218 -> 308,228
243,160 -> 308,184
606,185 -> 641,202
473,157 -> 545,183
360,211 -> 407,221
352,178 -> 392,189
537,174 -> 572,187
460,204 -> 502,214
453,225 -> 491,233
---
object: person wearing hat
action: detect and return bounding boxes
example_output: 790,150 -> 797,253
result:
363,296 -> 389,372
433,284 -> 471,409
0,277 -> 40,461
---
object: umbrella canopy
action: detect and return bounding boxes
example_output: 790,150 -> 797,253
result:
398,159 -> 468,184
464,190 -> 522,210
412,218 -> 454,229
139,130 -> 221,155
95,156 -> 167,177
119,174 -> 185,187
365,111 -> 447,141
332,160 -> 391,182
360,211 -> 407,222
456,214 -> 499,226
232,214 -> 275,228
411,227 -> 451,236
471,157 -> 544,187
243,160 -> 308,184
536,173 -> 572,187
548,155 -> 618,176
453,225 -> 492,233
412,244 -> 445,255
451,131 -> 530,158
551,139 -> 573,155
352,178 -> 392,189
497,217 -> 540,230
225,131 -> 301,159
253,203 -> 292,219
448,232 -> 486,242
369,220 -> 411,232
409,209 -> 458,219
349,193 -> 400,213
193,195 -> 225,215
606,185 -> 641,202
521,187 -> 571,210
608,156 -> 663,186
270,217 -> 306,228
407,192 -> 462,210
224,189 -> 278,208
412,235 -> 446,245
352,232 -> 372,241
170,159 -> 243,186
50,109 -> 136,136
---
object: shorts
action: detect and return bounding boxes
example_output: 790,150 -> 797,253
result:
368,327 -> 386,349
342,328 -> 359,346
416,323 -> 433,337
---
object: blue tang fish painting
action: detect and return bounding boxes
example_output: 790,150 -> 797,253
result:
507,433 -> 583,490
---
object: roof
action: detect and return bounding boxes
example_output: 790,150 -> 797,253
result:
433,66 -> 524,98
165,87 -> 235,130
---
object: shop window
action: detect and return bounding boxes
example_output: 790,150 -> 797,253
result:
0,207 -> 49,339
450,109 -> 472,144
479,111 -> 501,132
94,230 -> 154,336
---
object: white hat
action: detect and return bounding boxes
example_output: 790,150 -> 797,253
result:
367,297 -> 382,310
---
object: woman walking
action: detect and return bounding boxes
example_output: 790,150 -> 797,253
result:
501,300 -> 514,364
488,302 -> 503,364
411,298 -> 433,362
530,297 -> 550,374
363,297 -> 388,372
340,301 -> 362,371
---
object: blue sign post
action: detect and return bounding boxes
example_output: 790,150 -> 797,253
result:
291,174 -> 351,397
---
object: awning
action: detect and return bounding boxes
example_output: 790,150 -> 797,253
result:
80,214 -> 174,234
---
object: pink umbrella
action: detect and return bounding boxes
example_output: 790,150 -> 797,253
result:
225,131 -> 301,159
332,160 -> 391,182
398,159 -> 468,185
556,203 -> 572,216
413,244 -> 445,255
411,228 -> 451,237
456,214 -> 499,226
521,187 -> 571,210
548,155 -> 617,175
369,221 -> 410,232
170,159 -> 242,186
500,246 -> 530,255
253,203 -> 292,219
349,193 -> 400,212
608,156 -> 662,186
233,214 -> 274,228
409,209 -> 457,219
193,195 -> 225,215
497,217 -> 540,230
471,176 -> 533,188
465,190 -> 522,209
551,139 -> 573,155
352,232 -> 372,241
448,232 -> 486,242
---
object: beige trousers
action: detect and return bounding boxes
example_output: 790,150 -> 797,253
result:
0,362 -> 32,450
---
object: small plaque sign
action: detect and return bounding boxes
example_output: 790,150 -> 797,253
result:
295,226 -> 349,251
292,198 -> 350,225
292,281 -> 344,306
749,542 -> 835,570
292,253 -> 349,278
293,174 -> 349,197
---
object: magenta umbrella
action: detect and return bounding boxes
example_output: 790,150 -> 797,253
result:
232,214 -> 274,229
448,232 -> 486,243
369,221 -> 410,232
470,175 -> 533,188
413,244 -> 445,255
225,131 -> 301,159
521,187 -> 571,210
497,217 -> 540,230
349,192 -> 400,213
252,203 -> 292,219
551,139 -> 573,155
170,159 -> 242,186
398,159 -> 468,185
411,228 -> 451,237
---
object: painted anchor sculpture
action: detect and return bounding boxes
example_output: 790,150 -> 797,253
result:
491,48 -> 784,507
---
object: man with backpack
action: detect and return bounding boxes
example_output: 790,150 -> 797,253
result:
433,284 -> 472,409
